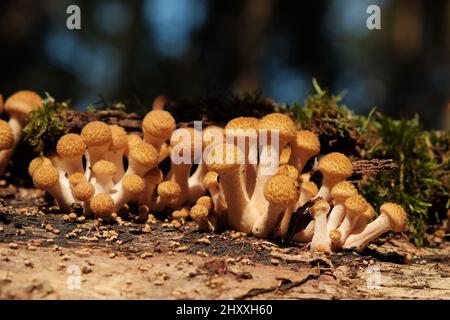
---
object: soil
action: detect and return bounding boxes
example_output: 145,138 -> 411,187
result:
0,185 -> 449,300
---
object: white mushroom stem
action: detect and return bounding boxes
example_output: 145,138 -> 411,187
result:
187,162 -> 207,203
337,209 -> 361,244
252,204 -> 286,238
108,149 -> 126,183
292,221 -> 314,242
343,214 -> 395,251
60,156 -> 84,177
49,155 -> 70,189
310,206 -> 331,252
111,185 -> 134,212
315,176 -> 338,202
86,145 -> 109,172
48,183 -> 76,211
220,169 -> 258,234
168,162 -> 191,206
350,215 -> 372,236
327,203 -> 346,233
93,176 -> 114,194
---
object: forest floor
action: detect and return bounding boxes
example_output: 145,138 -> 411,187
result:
0,186 -> 449,300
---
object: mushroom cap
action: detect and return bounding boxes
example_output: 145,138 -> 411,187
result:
28,157 -> 52,177
264,174 -> 299,207
277,165 -> 299,181
205,143 -> 244,173
202,171 -> 219,189
225,117 -> 259,131
122,175 -> 146,195
145,168 -> 164,185
318,152 -> 353,180
68,172 -> 86,186
279,146 -> 291,165
56,134 -> 86,158
344,195 -> 368,215
0,119 -> 14,150
142,110 -> 176,140
202,126 -> 225,148
129,142 -> 158,169
300,181 -> 319,197
73,181 -> 95,201
92,160 -> 117,177
109,125 -> 128,151
157,181 -> 182,199
310,199 -> 331,217
196,196 -> 213,210
127,134 -> 142,149
380,202 -> 407,232
81,121 -> 112,147
172,208 -> 190,219
293,130 -> 320,157
330,181 -> 358,203
362,204 -> 375,221
5,90 -> 42,118
258,113 -> 296,142
32,165 -> 59,190
90,194 -> 115,218
190,204 -> 209,221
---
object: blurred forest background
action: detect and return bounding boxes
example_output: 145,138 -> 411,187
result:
0,0 -> 448,130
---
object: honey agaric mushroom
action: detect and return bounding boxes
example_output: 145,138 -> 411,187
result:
252,174 -> 299,238
68,172 -> 86,187
191,195 -> 218,232
316,152 -> 353,201
32,165 -> 75,211
81,121 -> 112,177
276,181 -> 318,238
329,229 -> 342,252
154,180 -> 183,210
251,113 -> 296,215
56,134 -> 86,176
138,167 -> 164,206
289,130 -> 320,173
350,203 -> 375,235
0,90 -> 43,175
28,156 -> 52,177
126,134 -> 142,155
124,142 -> 158,177
92,160 -> 117,194
142,110 -> 176,151
337,195 -> 369,244
326,181 -> 358,233
225,117 -> 259,197
309,199 -> 332,252
0,120 -> 15,173
206,142 -> 259,233
108,125 -> 128,182
73,181 -> 95,214
343,202 -> 407,252
90,193 -> 115,219
202,171 -> 226,213
112,175 -> 146,211
277,165 -> 299,181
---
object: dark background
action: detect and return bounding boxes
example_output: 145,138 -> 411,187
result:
0,0 -> 448,129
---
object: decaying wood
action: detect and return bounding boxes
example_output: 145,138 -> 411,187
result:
351,159 -> 398,175
63,110 -> 143,134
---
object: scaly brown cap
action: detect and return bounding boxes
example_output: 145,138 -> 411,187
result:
310,199 -> 331,217
345,195 -> 368,215
318,152 -> 353,181
264,175 -> 299,207
202,126 -> 225,148
68,172 -> 86,186
157,181 -> 182,200
258,113 -> 296,142
202,171 -> 219,189
73,181 -> 95,201
142,110 -> 176,140
5,90 -> 42,120
28,157 -> 52,177
190,204 -> 209,221
362,204 -> 375,221
109,125 -> 128,151
277,164 -> 299,181
380,202 -> 407,232
90,194 -> 115,218
122,175 -> 146,195
293,130 -> 320,157
57,134 -> 86,158
0,119 -> 14,150
129,142 -> 159,169
81,121 -> 112,147
206,143 -> 243,173
92,160 -> 117,177
196,196 -> 213,210
330,181 -> 358,203
32,165 -> 59,190
300,181 -> 319,197
127,134 -> 142,149
225,117 -> 259,131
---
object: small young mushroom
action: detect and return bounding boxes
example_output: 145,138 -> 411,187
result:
28,156 -> 52,177
206,142 -> 259,234
326,181 -> 358,233
289,130 -> 320,173
108,125 -> 128,182
350,204 -> 375,235
72,181 -> 96,215
68,172 -> 86,188
190,196 -> 218,232
90,193 -> 115,219
81,121 -> 112,178
309,199 -> 332,252
337,195 -> 369,244
92,160 -> 117,194
153,180 -> 183,210
142,110 -> 176,151
202,171 -> 227,213
56,133 -> 86,176
316,152 -> 353,201
252,174 -> 299,238
1,90 -> 43,175
138,167 -> 164,207
124,142 -> 158,177
329,229 -> 342,252
32,165 -> 75,211
343,202 -> 407,252
111,174 -> 146,211
0,119 -> 15,173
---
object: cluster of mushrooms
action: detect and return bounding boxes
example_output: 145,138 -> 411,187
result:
2,90 -> 407,253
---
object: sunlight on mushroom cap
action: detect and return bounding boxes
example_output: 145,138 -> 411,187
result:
330,181 -> 358,203
73,181 -> 95,201
318,152 -> 353,180
57,134 -> 86,158
380,202 -> 407,232
32,165 -> 59,189
142,110 -> 176,139
264,174 -> 299,207
258,113 -> 296,142
81,121 -> 112,146
109,125 -> 128,151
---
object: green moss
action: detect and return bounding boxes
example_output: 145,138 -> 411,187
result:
23,93 -> 69,155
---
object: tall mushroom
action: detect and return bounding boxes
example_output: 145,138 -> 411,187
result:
56,133 -> 86,176
309,199 -> 332,252
326,181 -> 358,233
289,130 -> 320,173
81,121 -> 112,179
343,202 -> 407,252
92,160 -> 117,194
142,110 -> 176,152
337,195 -> 369,245
0,120 -> 14,174
316,152 -> 353,201
108,125 -> 128,183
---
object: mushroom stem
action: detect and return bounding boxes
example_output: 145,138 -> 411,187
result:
343,215 -> 392,251
310,200 -> 331,252
108,150 -> 126,183
326,203 -> 346,233
187,162 -> 208,203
